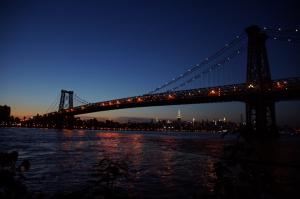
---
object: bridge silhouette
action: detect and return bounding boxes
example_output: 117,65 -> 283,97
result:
41,25 -> 300,134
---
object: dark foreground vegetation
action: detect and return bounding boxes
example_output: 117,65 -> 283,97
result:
0,151 -> 133,199
0,151 -> 30,199
210,131 -> 299,199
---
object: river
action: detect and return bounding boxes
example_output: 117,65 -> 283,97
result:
0,128 -> 241,198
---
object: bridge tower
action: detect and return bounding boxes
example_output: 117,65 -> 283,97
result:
58,90 -> 74,111
57,89 -> 74,129
245,25 -> 277,136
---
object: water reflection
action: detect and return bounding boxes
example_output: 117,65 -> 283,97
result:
77,130 -> 86,137
0,128 -> 225,198
62,129 -> 73,137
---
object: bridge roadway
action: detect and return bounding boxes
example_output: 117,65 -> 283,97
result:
47,77 -> 300,116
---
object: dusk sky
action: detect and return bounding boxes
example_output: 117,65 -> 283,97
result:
0,0 -> 299,125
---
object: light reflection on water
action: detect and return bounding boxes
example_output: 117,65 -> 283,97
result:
0,128 -> 229,198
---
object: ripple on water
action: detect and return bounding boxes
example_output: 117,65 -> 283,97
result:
0,128 -> 227,198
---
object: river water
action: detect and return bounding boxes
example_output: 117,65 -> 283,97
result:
0,128 -> 236,198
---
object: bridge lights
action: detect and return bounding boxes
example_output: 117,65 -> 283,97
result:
275,81 -> 288,89
137,97 -> 143,102
168,94 -> 175,100
116,100 -> 120,105
276,82 -> 283,89
248,84 -> 255,89
208,89 -> 217,96
127,98 -> 132,102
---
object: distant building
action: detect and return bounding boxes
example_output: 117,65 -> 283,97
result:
177,109 -> 182,121
0,105 -> 11,124
177,109 -> 182,130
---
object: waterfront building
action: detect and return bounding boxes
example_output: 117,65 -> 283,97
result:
0,105 -> 11,125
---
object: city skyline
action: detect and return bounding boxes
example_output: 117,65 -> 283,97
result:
1,0 -> 300,126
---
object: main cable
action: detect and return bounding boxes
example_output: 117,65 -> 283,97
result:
148,33 -> 246,94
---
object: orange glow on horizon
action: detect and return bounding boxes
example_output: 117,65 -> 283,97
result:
11,106 -> 45,118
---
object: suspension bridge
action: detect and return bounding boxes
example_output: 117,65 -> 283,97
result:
39,25 -> 300,134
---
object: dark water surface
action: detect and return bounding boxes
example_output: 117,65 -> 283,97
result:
0,128 -> 235,198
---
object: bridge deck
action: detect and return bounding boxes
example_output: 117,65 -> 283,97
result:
46,77 -> 300,116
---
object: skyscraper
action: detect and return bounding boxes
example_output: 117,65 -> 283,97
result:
177,109 -> 181,121
177,109 -> 182,130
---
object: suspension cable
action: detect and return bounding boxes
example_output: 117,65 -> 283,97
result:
74,93 -> 90,105
169,44 -> 246,91
45,93 -> 60,114
263,27 -> 299,34
148,33 -> 246,94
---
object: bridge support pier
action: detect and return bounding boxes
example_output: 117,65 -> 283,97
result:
53,89 -> 75,129
52,113 -> 74,129
246,97 -> 277,137
245,25 -> 278,137
63,114 -> 75,129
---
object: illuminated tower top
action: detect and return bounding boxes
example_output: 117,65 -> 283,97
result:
177,109 -> 181,120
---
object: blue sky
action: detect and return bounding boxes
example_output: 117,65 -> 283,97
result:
0,0 -> 299,125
